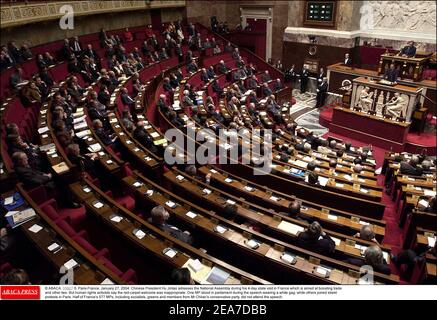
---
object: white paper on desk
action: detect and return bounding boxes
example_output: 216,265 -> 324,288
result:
315,266 -> 330,277
93,201 -> 104,209
359,220 -> 370,226
176,175 -> 184,181
205,266 -> 230,285
5,210 -> 19,217
28,224 -> 43,233
277,221 -> 304,235
335,183 -> 345,188
134,229 -> 146,239
247,239 -> 260,249
186,211 -> 197,219
125,140 -> 132,145
4,196 -> 14,205
215,225 -> 227,234
146,190 -> 154,197
133,181 -> 142,188
76,129 -> 91,139
47,243 -> 60,252
109,118 -> 117,124
210,169 -> 218,174
328,214 -> 338,221
202,188 -> 212,195
270,195 -> 280,202
418,199 -> 429,207
82,186 -> 91,193
244,186 -> 254,192
164,248 -> 177,258
331,237 -> 341,246
428,237 -> 436,248
110,215 -> 123,223
165,200 -> 177,208
101,278 -> 115,285
226,199 -> 236,205
360,188 -> 369,194
318,176 -> 329,187
150,132 -> 160,138
281,253 -> 296,264
293,160 -> 308,168
188,259 -> 203,273
88,143 -> 102,152
344,175 -> 353,181
424,189 -> 436,197
64,259 -> 78,270
74,121 -> 88,130
38,126 -> 49,134
73,115 -> 86,124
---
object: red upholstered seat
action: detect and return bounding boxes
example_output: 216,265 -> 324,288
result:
74,236 -> 99,256
40,199 -> 86,229
104,189 -> 135,211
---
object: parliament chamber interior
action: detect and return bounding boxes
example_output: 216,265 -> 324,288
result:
0,0 -> 436,287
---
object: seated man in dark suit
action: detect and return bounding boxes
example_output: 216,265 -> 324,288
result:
133,121 -> 158,154
297,221 -> 335,255
280,201 -> 311,223
262,83 -> 273,97
212,80 -> 223,96
200,68 -> 210,83
345,245 -> 391,275
207,66 -> 216,79
260,70 -> 271,83
273,78 -> 283,92
400,41 -> 416,57
12,152 -> 53,189
400,155 -> 423,176
149,205 -> 193,245
186,59 -> 198,74
247,75 -> 259,90
121,87 -> 135,110
217,60 -> 228,75
93,119 -> 116,146
12,152 -> 79,208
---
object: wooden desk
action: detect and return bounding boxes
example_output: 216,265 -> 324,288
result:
331,107 -> 411,152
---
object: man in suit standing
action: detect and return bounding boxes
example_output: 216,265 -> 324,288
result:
316,77 -> 328,108
300,66 -> 309,93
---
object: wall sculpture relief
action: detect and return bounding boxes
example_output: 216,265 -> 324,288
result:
365,1 -> 436,34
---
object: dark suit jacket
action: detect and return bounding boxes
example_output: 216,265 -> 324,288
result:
345,258 -> 391,275
15,166 -> 52,188
400,162 -> 423,176
401,45 -> 416,57
297,232 -> 335,255
160,223 -> 193,245
385,69 -> 399,82
95,127 -> 113,145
